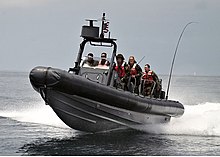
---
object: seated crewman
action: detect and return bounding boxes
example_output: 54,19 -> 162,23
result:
82,53 -> 99,67
98,52 -> 110,66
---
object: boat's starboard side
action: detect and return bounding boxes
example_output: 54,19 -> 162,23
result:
30,66 -> 184,118
46,89 -> 171,132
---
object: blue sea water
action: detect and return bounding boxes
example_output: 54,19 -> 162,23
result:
0,71 -> 220,155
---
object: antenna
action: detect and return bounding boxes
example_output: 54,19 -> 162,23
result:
166,22 -> 197,100
137,56 -> 145,65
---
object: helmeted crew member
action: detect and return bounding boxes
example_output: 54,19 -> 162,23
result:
83,53 -> 98,67
98,52 -> 110,66
114,54 -> 128,79
127,56 -> 142,94
113,54 -> 129,90
141,63 -> 160,97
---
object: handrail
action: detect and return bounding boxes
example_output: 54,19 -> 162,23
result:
81,71 -> 105,83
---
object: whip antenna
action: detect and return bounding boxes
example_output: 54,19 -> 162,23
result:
138,56 -> 145,65
166,22 -> 197,100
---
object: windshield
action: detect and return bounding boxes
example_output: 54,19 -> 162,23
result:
81,56 -> 111,69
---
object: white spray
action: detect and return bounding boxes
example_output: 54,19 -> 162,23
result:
138,102 -> 220,136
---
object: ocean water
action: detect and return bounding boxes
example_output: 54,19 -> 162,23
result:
0,71 -> 220,155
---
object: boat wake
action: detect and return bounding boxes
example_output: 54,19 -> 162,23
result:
136,102 -> 220,137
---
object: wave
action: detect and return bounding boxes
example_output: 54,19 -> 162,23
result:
138,102 -> 220,136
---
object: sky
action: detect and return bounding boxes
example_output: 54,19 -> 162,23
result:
0,0 -> 220,76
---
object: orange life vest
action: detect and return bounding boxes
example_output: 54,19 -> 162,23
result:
142,71 -> 153,81
142,72 -> 148,79
130,63 -> 137,76
147,71 -> 154,81
115,62 -> 126,78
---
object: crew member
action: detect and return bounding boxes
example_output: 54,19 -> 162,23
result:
142,64 -> 160,97
114,54 -> 129,90
127,56 -> 142,94
82,53 -> 98,67
98,52 -> 110,67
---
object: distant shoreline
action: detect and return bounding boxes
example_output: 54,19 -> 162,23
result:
0,70 -> 219,77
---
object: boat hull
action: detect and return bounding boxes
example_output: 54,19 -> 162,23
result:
29,66 -> 184,132
47,90 -> 171,132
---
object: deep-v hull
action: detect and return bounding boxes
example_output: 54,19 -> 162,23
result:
30,66 -> 184,132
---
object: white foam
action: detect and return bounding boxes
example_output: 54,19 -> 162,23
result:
140,102 -> 220,136
2,101 -> 220,136
0,102 -> 68,128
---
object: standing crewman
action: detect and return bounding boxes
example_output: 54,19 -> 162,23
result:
114,54 -> 129,90
127,56 -> 142,94
141,63 -> 160,97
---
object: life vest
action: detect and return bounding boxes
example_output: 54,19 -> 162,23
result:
115,62 -> 126,78
142,71 -> 153,81
130,63 -> 137,76
98,60 -> 109,66
142,72 -> 148,79
147,71 -> 154,81
97,60 -> 109,69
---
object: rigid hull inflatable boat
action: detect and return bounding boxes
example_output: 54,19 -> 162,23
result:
29,13 -> 184,132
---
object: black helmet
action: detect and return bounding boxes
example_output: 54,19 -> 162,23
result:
101,52 -> 107,58
116,54 -> 125,60
88,53 -> 93,57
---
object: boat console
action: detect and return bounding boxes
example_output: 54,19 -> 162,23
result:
69,13 -> 117,86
